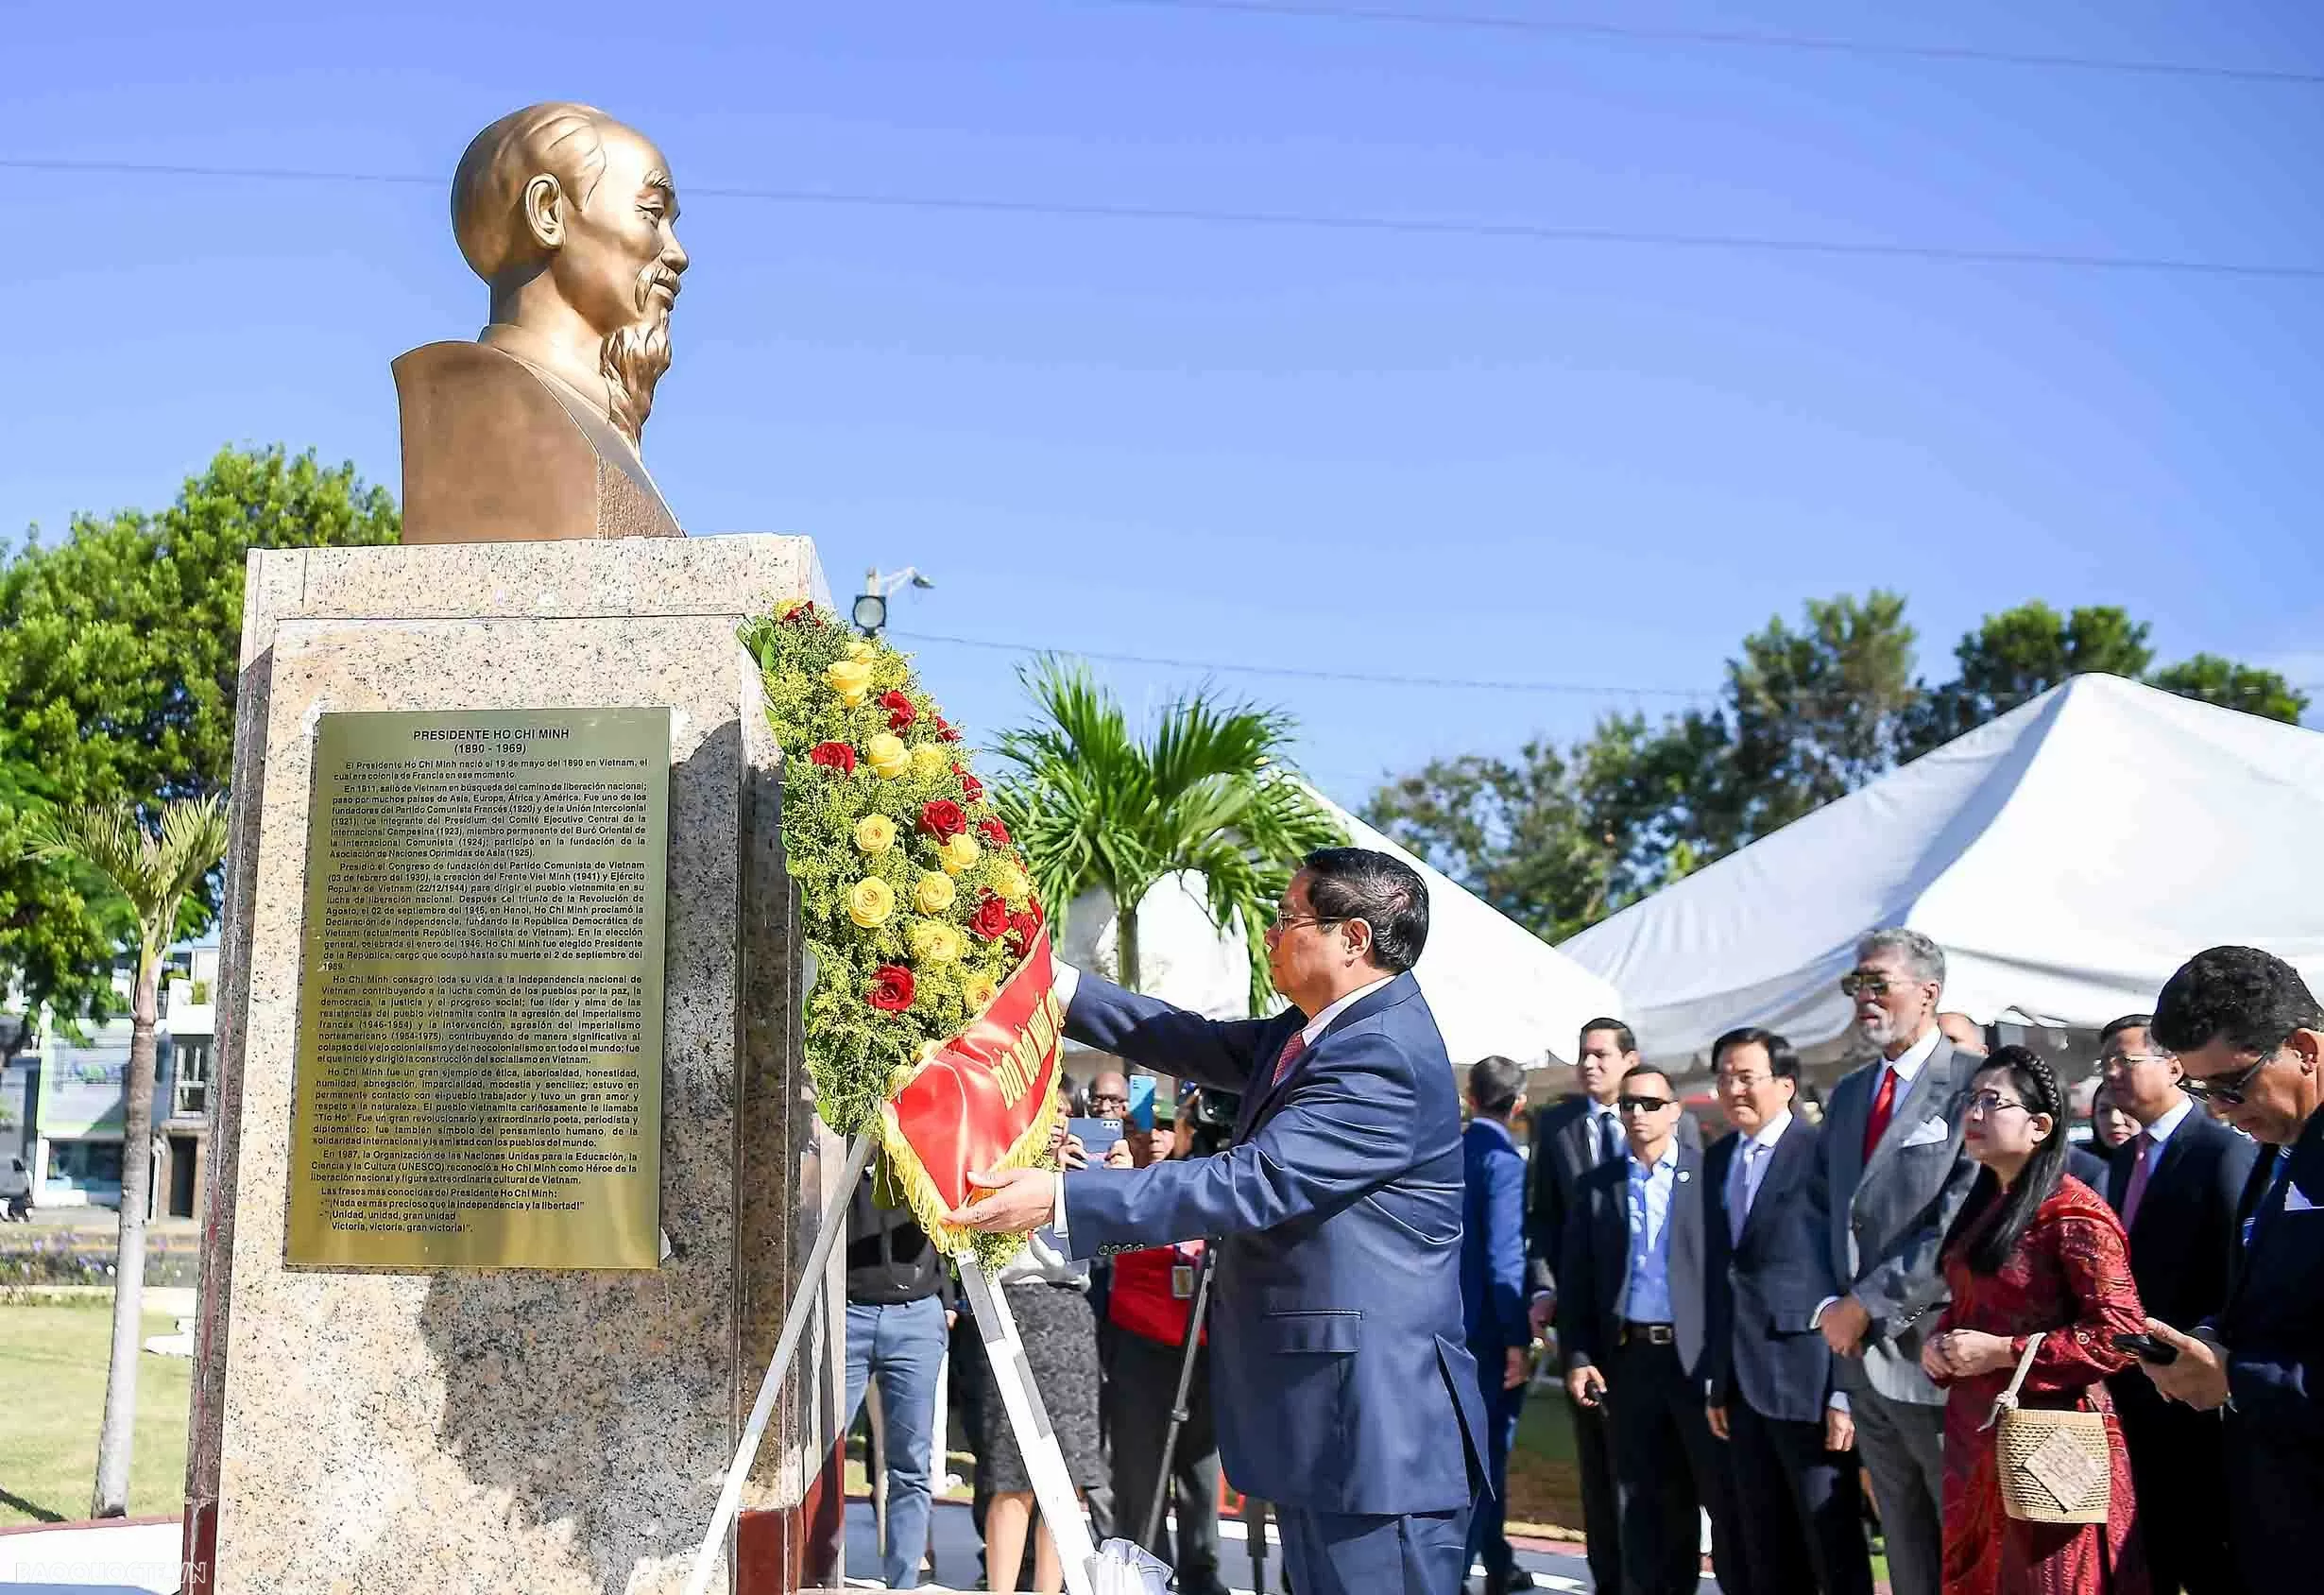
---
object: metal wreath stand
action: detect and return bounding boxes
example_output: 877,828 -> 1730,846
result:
682,1129 -> 1103,1595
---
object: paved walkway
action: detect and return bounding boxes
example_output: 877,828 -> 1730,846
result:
0,1502 -> 1714,1591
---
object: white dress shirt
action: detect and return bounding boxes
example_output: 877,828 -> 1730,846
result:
2137,1092 -> 2196,1148
1727,1106 -> 1794,1235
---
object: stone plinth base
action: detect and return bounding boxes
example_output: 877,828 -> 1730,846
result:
182,536 -> 844,1594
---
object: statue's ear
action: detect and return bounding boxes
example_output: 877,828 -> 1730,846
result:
521,174 -> 566,249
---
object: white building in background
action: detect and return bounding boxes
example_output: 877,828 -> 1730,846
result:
0,942 -> 218,1218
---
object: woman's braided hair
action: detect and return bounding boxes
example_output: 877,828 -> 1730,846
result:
1947,1043 -> 2072,1276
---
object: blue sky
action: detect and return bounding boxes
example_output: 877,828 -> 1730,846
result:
5,1 -> 2321,807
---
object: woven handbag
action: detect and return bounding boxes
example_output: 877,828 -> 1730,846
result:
1982,1333 -> 2112,1524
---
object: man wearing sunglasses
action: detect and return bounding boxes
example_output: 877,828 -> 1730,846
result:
1558,1065 -> 1747,1595
2135,946 -> 2324,1588
1807,929 -> 1981,1595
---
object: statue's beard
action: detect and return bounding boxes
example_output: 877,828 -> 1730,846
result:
599,262 -> 677,448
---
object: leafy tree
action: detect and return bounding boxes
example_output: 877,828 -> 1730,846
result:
20,795 -> 230,1518
1906,602 -> 2154,752
992,659 -> 1343,1011
2147,654 -> 2309,723
0,446 -> 397,1029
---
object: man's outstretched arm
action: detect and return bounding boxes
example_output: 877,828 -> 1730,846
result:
1061,963 -> 1281,1095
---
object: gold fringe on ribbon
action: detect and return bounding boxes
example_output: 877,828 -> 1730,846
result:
877,1071 -> 1065,1261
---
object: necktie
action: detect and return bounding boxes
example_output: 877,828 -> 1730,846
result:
1271,1029 -> 1308,1087
1729,1142 -> 1757,1245
2119,1132 -> 2156,1230
1861,1064 -> 1899,1163
1598,1111 -> 1622,1167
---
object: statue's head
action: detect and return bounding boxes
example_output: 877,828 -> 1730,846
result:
453,103 -> 688,445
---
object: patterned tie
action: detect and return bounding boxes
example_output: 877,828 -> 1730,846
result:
2119,1132 -> 2156,1230
1271,1029 -> 1308,1087
1862,1064 -> 1899,1163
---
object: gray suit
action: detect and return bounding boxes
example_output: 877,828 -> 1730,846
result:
1810,1036 -> 1980,1595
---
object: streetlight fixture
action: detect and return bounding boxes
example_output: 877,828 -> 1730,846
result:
854,565 -> 935,636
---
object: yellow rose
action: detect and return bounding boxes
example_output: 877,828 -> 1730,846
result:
865,733 -> 912,780
847,638 -> 878,663
846,876 -> 896,928
962,972 -> 999,1012
908,921 -> 965,964
825,658 -> 875,707
990,860 -> 1032,904
853,815 -> 897,855
939,832 -> 983,877
914,871 -> 957,915
912,743 -> 948,780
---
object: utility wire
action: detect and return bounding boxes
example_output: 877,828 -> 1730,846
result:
1069,0 -> 2324,88
6,156 -> 2320,281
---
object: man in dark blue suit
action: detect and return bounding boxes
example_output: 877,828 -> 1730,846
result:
1561,1063 -> 1747,1595
948,848 -> 1487,1595
2137,947 -> 2324,1591
1701,1027 -> 1871,1595
2095,1012 -> 2255,1595
1461,1055 -> 1536,1595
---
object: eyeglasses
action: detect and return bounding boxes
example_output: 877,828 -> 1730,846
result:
1267,910 -> 1345,935
2180,1043 -> 2279,1106
1839,972 -> 1889,997
1617,1094 -> 1677,1113
2099,1052 -> 2172,1071
1087,1093 -> 1129,1109
1965,1089 -> 2031,1117
1716,1072 -> 1768,1090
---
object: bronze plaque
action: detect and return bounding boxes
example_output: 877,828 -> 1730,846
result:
286,707 -> 670,1269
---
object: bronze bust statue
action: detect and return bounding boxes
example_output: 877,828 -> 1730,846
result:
395,103 -> 691,543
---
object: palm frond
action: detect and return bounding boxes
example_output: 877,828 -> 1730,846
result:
22,795 -> 231,957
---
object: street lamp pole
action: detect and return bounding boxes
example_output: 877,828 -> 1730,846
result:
852,564 -> 935,636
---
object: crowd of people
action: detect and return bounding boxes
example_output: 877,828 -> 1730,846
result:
841,1065 -> 1238,1594
1465,931 -> 2321,1595
838,840 -> 2321,1595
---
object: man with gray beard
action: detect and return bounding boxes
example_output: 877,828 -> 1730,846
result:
1807,929 -> 1980,1595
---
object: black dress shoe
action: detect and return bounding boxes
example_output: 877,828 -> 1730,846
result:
1487,1569 -> 1536,1594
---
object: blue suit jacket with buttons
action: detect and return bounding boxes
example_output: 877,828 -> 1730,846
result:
1461,1116 -> 1531,1355
1056,969 -> 1489,1516
1704,1116 -> 1836,1425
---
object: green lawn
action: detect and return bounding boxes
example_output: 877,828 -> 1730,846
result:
0,1302 -> 192,1526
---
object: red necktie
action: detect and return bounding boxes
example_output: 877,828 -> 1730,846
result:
2120,1133 -> 2155,1229
1272,1030 -> 1308,1087
1862,1065 -> 1898,1163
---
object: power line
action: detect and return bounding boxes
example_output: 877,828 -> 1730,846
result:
7,156 -> 2321,281
891,626 -> 1715,697
1070,0 -> 2324,88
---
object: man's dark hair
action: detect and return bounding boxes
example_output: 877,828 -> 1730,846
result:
2097,1013 -> 2154,1049
1468,1055 -> 1526,1118
1711,1025 -> 1800,1081
1618,1063 -> 1672,1094
2153,947 -> 2324,1056
1580,1017 -> 1638,1056
1303,847 -> 1429,973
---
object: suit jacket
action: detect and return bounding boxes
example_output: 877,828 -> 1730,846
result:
1056,970 -> 1488,1516
2214,1105 -> 2324,1549
1526,1093 -> 1700,1295
1559,1140 -> 1709,1380
2067,1143 -> 2110,1192
1810,1037 -> 1982,1404
1704,1117 -> 1835,1425
2105,1106 -> 2256,1335
1462,1117 -> 1530,1354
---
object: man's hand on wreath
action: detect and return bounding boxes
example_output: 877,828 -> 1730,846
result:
945,1167 -> 1058,1234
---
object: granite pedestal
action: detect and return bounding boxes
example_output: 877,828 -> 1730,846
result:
181,536 -> 846,1594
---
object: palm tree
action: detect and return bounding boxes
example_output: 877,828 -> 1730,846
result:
992,658 -> 1343,1011
21,795 -> 230,1518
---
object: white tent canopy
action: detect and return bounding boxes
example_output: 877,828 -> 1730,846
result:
1562,674 -> 2324,1064
1061,793 -> 1625,1073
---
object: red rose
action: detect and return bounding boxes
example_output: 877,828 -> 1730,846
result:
1006,909 -> 1042,956
953,764 -> 984,804
977,816 -> 1012,848
967,893 -> 1010,942
879,690 -> 916,732
867,965 -> 915,1012
808,741 -> 857,775
934,715 -> 963,744
917,798 -> 966,840
781,601 -> 819,626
